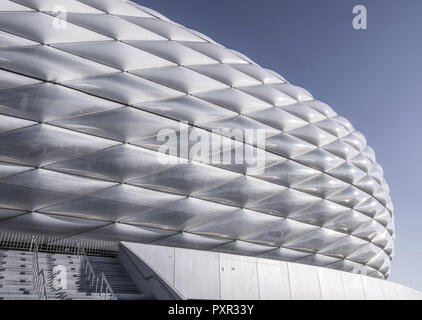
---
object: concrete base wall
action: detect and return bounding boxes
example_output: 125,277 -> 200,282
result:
120,242 -> 422,300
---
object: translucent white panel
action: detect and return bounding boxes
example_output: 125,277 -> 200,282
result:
346,243 -> 382,264
130,3 -> 171,21
230,50 -> 256,64
13,0 -> 102,13
351,153 -> 374,173
240,84 -> 297,107
0,161 -> 32,178
181,42 -> 248,64
64,13 -> 164,40
201,115 -> 281,139
0,212 -> 108,236
0,12 -> 109,44
0,83 -> 121,122
121,17 -> 204,41
343,133 -> 366,152
0,0 -> 33,11
246,107 -> 308,132
288,124 -> 337,147
265,133 -> 317,158
272,83 -> 313,102
280,103 -> 327,123
372,229 -> 390,248
289,200 -> 350,226
327,259 -> 366,273
77,0 -> 153,17
361,267 -> 382,279
53,41 -> 174,71
125,40 -> 217,65
0,29 -> 37,47
0,69 -> 40,90
242,218 -> 318,246
324,210 -> 372,234
129,161 -> 240,196
384,238 -> 394,255
296,253 -> 339,267
196,176 -> 284,207
332,116 -> 354,133
123,197 -> 236,231
50,106 -> 181,142
188,209 -> 282,239
214,142 -> 283,175
248,188 -> 320,217
369,163 -> 384,184
373,188 -> 388,206
365,267 -> 385,279
385,196 -> 393,212
352,220 -> 386,242
213,240 -> 275,256
265,69 -> 287,82
65,72 -> 184,105
327,185 -> 371,209
292,148 -> 345,172
326,162 -> 366,184
131,66 -> 229,94
0,208 -> 27,221
0,169 -> 114,211
0,124 -> 118,167
352,131 -> 367,147
45,144 -> 179,183
135,95 -> 236,125
0,45 -> 117,82
186,28 -> 217,44
377,255 -> 390,274
78,223 -> 177,243
133,126 -> 233,162
318,235 -> 367,259
259,247 -> 311,262
314,118 -> 350,138
373,208 -> 390,227
305,100 -> 337,118
194,88 -> 272,114
362,146 -> 376,163
40,184 -> 183,222
152,232 -> 231,251
284,227 -> 347,253
354,196 -> 384,218
231,64 -> 284,84
188,64 -> 261,88
0,114 -> 35,134
293,174 -> 349,198
248,159 -> 320,188
322,139 -> 360,160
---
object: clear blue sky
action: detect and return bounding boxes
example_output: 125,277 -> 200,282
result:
135,0 -> 422,291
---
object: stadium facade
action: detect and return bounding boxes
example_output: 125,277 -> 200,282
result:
0,0 -> 418,300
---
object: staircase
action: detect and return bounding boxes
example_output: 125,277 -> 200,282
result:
0,249 -> 153,300
0,249 -> 38,300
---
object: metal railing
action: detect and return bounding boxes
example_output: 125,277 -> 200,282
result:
30,238 -> 48,300
0,232 -> 119,300
0,232 -> 34,251
77,242 -> 117,300
100,272 -> 116,300
0,231 -> 119,257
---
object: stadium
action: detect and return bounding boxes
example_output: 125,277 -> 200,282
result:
0,0 -> 420,300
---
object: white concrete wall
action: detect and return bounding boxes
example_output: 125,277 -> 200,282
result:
122,242 -> 422,300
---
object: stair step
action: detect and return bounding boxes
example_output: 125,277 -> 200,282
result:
0,248 -> 145,300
